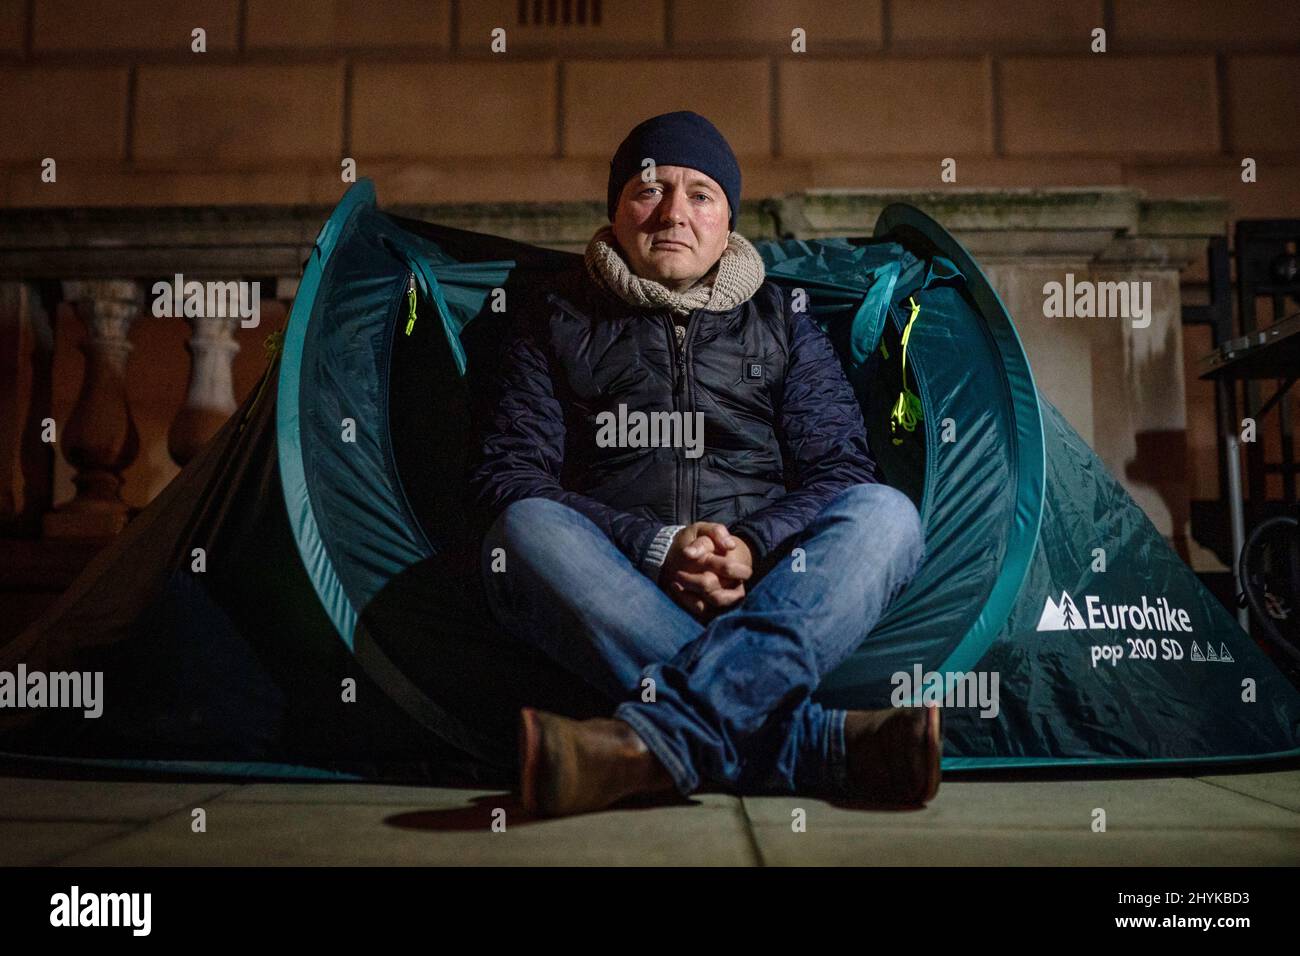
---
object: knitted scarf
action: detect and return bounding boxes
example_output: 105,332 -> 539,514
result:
584,224 -> 766,317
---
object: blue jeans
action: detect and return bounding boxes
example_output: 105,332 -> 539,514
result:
479,483 -> 925,797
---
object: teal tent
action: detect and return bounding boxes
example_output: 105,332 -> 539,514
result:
4,179 -> 1298,781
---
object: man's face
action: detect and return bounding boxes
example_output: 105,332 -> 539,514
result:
611,165 -> 731,293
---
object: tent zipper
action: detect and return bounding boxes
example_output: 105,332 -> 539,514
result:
404,271 -> 417,335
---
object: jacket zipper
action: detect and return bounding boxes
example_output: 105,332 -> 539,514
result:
663,310 -> 699,526
682,310 -> 699,528
663,313 -> 682,524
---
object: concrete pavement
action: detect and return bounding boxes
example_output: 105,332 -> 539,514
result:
1,766 -> 1297,866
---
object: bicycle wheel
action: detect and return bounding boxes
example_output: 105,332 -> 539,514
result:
1238,513 -> 1300,663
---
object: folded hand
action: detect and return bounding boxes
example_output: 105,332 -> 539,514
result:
659,522 -> 754,622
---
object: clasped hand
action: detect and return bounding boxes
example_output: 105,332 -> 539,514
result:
658,522 -> 754,621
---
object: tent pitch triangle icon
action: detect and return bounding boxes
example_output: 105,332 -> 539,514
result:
1037,591 -> 1087,631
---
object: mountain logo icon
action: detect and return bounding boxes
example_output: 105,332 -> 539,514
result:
1037,591 -> 1087,631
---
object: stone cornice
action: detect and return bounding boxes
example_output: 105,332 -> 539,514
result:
0,189 -> 1229,280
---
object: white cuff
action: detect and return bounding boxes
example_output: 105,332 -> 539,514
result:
641,524 -> 686,575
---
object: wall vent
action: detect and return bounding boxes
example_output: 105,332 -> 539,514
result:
517,0 -> 602,27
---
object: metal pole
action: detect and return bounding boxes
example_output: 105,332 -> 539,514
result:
1225,432 -> 1251,632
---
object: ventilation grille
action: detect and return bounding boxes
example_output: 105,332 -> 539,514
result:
517,0 -> 603,26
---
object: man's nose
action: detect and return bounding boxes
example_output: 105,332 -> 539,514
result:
657,187 -> 689,226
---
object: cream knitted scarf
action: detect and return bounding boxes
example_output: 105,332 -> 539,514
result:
584,225 -> 766,316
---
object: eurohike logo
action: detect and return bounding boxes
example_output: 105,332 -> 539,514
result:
1036,591 -> 1194,633
1036,591 -> 1086,630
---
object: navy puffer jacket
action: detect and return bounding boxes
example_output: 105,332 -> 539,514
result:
469,264 -> 881,577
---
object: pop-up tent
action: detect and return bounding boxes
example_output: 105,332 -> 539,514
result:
4,179 -> 1298,782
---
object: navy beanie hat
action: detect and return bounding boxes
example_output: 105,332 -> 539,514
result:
607,110 -> 742,231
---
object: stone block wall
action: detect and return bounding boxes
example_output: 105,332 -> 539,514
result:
0,0 -> 1295,218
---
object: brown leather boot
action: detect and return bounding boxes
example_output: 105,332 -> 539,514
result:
518,707 -> 679,818
843,705 -> 942,806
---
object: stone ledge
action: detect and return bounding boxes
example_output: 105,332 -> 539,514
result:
787,187 -> 1144,234
0,189 -> 1230,278
773,188 -> 1230,267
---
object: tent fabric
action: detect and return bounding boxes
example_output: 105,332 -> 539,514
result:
0,343 -> 468,781
4,179 -> 1298,781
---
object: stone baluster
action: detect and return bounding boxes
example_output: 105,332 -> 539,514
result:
167,313 -> 241,466
43,280 -> 142,538
4,282 -> 56,538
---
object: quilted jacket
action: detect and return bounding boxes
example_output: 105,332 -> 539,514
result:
468,265 -> 881,578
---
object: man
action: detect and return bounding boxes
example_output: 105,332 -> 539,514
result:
470,110 -> 939,818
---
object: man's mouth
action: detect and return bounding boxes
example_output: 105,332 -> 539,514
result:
653,240 -> 689,250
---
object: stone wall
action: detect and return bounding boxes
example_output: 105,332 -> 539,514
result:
0,0 -> 1296,220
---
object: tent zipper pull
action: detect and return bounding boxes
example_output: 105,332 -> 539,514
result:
890,296 -> 924,445
404,272 -> 417,336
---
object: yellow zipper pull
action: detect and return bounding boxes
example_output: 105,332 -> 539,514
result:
890,296 -> 924,445
404,272 -> 417,335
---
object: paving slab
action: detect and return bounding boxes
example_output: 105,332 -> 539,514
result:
743,777 -> 1300,832
747,822 -> 1300,866
0,821 -> 133,866
218,782 -> 485,805
0,777 -> 233,822
1194,769 -> 1300,814
745,776 -> 1300,865
56,789 -> 759,866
